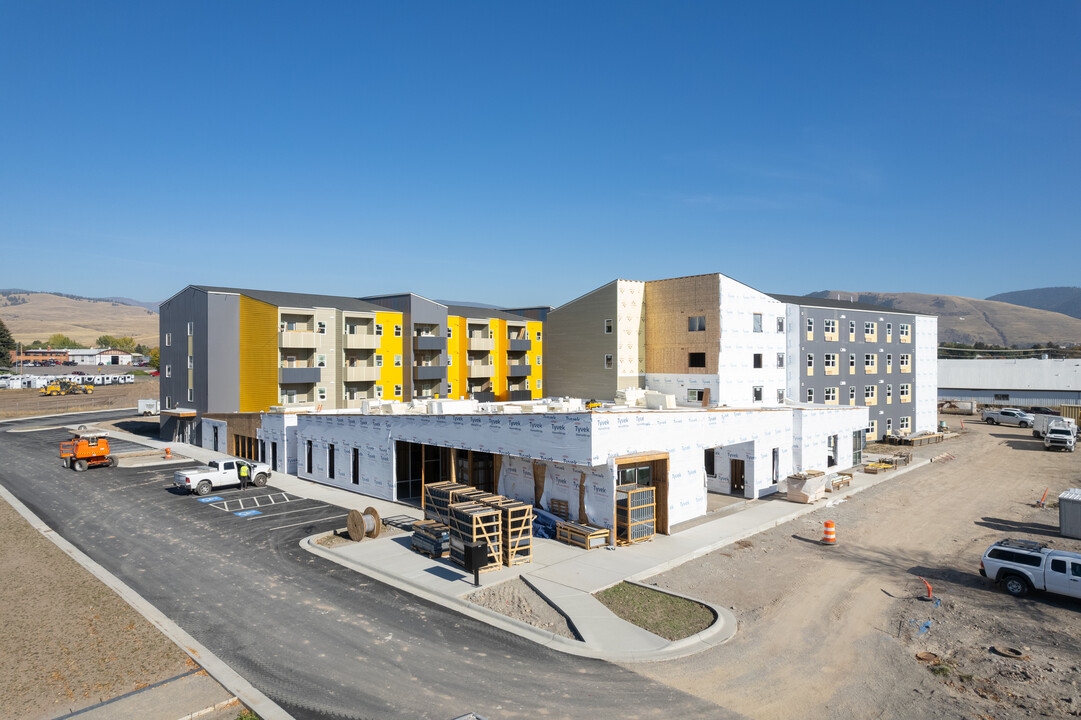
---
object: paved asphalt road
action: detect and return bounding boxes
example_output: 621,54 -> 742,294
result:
1,411 -> 737,720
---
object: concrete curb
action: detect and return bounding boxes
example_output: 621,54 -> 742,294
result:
302,532 -> 739,663
0,483 -> 294,720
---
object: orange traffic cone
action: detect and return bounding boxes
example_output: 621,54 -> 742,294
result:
821,520 -> 837,546
164,447 -> 172,459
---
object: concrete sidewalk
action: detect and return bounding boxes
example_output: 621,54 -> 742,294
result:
98,420 -> 937,662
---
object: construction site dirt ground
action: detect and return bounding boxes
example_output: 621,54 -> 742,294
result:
0,376 -> 159,420
634,418 -> 1081,720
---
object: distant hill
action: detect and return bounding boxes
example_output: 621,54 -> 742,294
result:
0,291 -> 159,346
986,287 -> 1081,320
806,290 -> 1081,347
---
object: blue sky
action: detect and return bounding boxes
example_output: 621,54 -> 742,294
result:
1,1 -> 1078,309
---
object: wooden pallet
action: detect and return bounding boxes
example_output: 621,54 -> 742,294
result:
448,502 -> 503,572
556,520 -> 609,550
424,482 -> 486,524
477,496 -> 533,566
411,519 -> 451,558
549,498 -> 570,520
615,483 -> 655,546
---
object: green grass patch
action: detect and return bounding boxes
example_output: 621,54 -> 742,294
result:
594,582 -> 714,641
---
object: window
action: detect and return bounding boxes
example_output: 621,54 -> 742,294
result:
900,323 -> 911,341
446,382 -> 453,396
165,364 -> 172,378
849,354 -> 856,370
901,383 -> 912,401
824,353 -> 837,368
394,355 -> 402,367
187,322 -> 193,336
447,326 -> 453,338
776,353 -> 785,368
900,416 -> 910,431
688,316 -> 706,332
375,385 -> 383,398
865,385 -> 876,401
688,389 -> 705,402
849,386 -> 856,401
187,355 -> 193,369
849,321 -> 856,336
536,355 -> 542,366
394,384 -> 402,397
165,395 -> 172,408
753,313 -> 763,332
537,378 -> 542,390
776,317 -> 785,332
752,386 -> 763,402
317,321 -> 326,334
316,354 -> 326,367
986,548 -> 1042,568
887,353 -> 892,370
285,389 -> 296,404
805,318 -> 813,336
604,354 -> 613,369
704,448 -> 715,476
753,353 -> 763,369
187,388 -> 193,402
806,388 -> 814,402
604,319 -> 613,334
864,354 -> 876,369
864,322 -> 875,335
776,389 -> 785,403
306,440 -> 312,474
165,333 -> 172,347
317,387 -> 327,401
900,353 -> 911,370
886,384 -> 893,400
328,444 -> 335,479
806,353 -> 814,369
886,322 -> 892,338
824,387 -> 837,402
394,325 -> 402,337
536,331 -> 542,341
447,355 -> 452,366
375,324 -> 383,336
886,418 -> 893,434
376,355 -> 383,367
993,393 -> 1009,403
689,352 -> 706,368
525,379 -> 530,390
1052,559 -> 1067,574
824,319 -> 837,335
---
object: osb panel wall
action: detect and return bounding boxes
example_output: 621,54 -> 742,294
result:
644,275 -> 721,374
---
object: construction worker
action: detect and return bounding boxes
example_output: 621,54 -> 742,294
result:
238,461 -> 250,490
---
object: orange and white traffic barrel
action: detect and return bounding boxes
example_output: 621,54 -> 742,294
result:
821,520 -> 837,546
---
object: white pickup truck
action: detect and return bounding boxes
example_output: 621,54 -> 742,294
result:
980,539 -> 1081,599
174,459 -> 272,496
981,407 -> 1034,428
1032,413 -> 1077,439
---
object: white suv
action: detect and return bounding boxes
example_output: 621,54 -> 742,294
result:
980,538 -> 1081,599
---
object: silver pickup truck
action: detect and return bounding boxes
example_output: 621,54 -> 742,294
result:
981,407 -> 1034,428
174,458 -> 272,496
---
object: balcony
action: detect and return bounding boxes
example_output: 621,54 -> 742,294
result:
468,364 -> 495,378
414,335 -> 447,351
345,366 -> 380,382
344,333 -> 380,349
279,367 -> 321,384
507,365 -> 532,378
414,365 -> 447,380
279,331 -> 319,349
508,338 -> 532,352
468,337 -> 495,351
508,390 -> 533,401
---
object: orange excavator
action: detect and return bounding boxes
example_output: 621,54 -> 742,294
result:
60,431 -> 116,472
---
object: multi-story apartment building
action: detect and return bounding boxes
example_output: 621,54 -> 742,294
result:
546,274 -> 789,407
772,295 -> 938,440
545,274 -> 938,440
159,286 -> 544,442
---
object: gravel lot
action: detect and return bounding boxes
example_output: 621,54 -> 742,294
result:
0,375 -> 158,420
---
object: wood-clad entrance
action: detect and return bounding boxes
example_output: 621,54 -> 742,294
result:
615,452 -> 669,535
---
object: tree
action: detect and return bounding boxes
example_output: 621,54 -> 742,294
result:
0,319 -> 14,368
45,333 -> 86,349
149,347 -> 160,369
96,335 -> 118,349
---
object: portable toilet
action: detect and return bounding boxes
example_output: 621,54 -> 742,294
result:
1060,488 -> 1081,540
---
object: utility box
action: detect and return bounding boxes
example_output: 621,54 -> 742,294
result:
1060,488 -> 1081,540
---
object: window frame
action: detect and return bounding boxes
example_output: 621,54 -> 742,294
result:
604,319 -> 613,334
688,352 -> 706,368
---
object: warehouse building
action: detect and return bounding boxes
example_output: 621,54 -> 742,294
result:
938,358 -> 1081,407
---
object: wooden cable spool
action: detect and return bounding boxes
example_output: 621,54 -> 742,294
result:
347,506 -> 382,542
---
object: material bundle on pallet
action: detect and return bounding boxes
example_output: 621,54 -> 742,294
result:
476,496 -> 533,566
424,482 -> 485,524
411,520 -> 450,558
448,502 -> 503,572
555,520 -> 609,550
615,483 -> 655,545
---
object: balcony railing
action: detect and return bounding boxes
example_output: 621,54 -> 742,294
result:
507,365 -> 532,378
468,365 -> 495,378
508,338 -> 532,352
279,331 -> 319,348
344,333 -> 380,349
468,337 -> 495,351
344,366 -> 380,382
279,367 -> 321,384
414,335 -> 447,351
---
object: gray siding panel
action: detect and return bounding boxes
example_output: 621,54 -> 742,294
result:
207,292 -> 239,414
546,282 -> 619,399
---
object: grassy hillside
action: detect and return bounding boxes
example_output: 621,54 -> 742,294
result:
986,287 -> 1081,320
810,291 -> 1081,347
0,292 -> 159,346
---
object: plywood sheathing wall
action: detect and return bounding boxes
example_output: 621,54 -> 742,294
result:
643,275 -> 721,375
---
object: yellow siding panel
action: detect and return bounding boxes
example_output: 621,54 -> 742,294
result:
527,320 -> 543,399
447,315 -> 466,398
376,311 -> 404,399
492,319 -> 507,401
238,296 -> 279,412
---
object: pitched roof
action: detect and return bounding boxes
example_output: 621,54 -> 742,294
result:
768,293 -> 931,315
193,286 -> 386,313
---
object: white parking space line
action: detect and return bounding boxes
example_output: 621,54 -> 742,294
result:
263,514 -> 348,532
248,505 -> 333,521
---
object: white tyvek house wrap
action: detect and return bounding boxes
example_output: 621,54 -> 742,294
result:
790,405 -> 868,474
497,455 -> 535,505
716,274 -> 788,407
296,414 -> 396,500
616,280 -> 645,381
258,412 -> 299,474
498,456 -> 617,530
642,373 -> 720,403
200,418 -> 227,452
785,303 -> 801,401
914,316 -> 939,434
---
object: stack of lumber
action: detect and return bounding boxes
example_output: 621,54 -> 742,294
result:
616,483 -> 655,546
411,520 -> 450,558
448,502 -> 503,573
